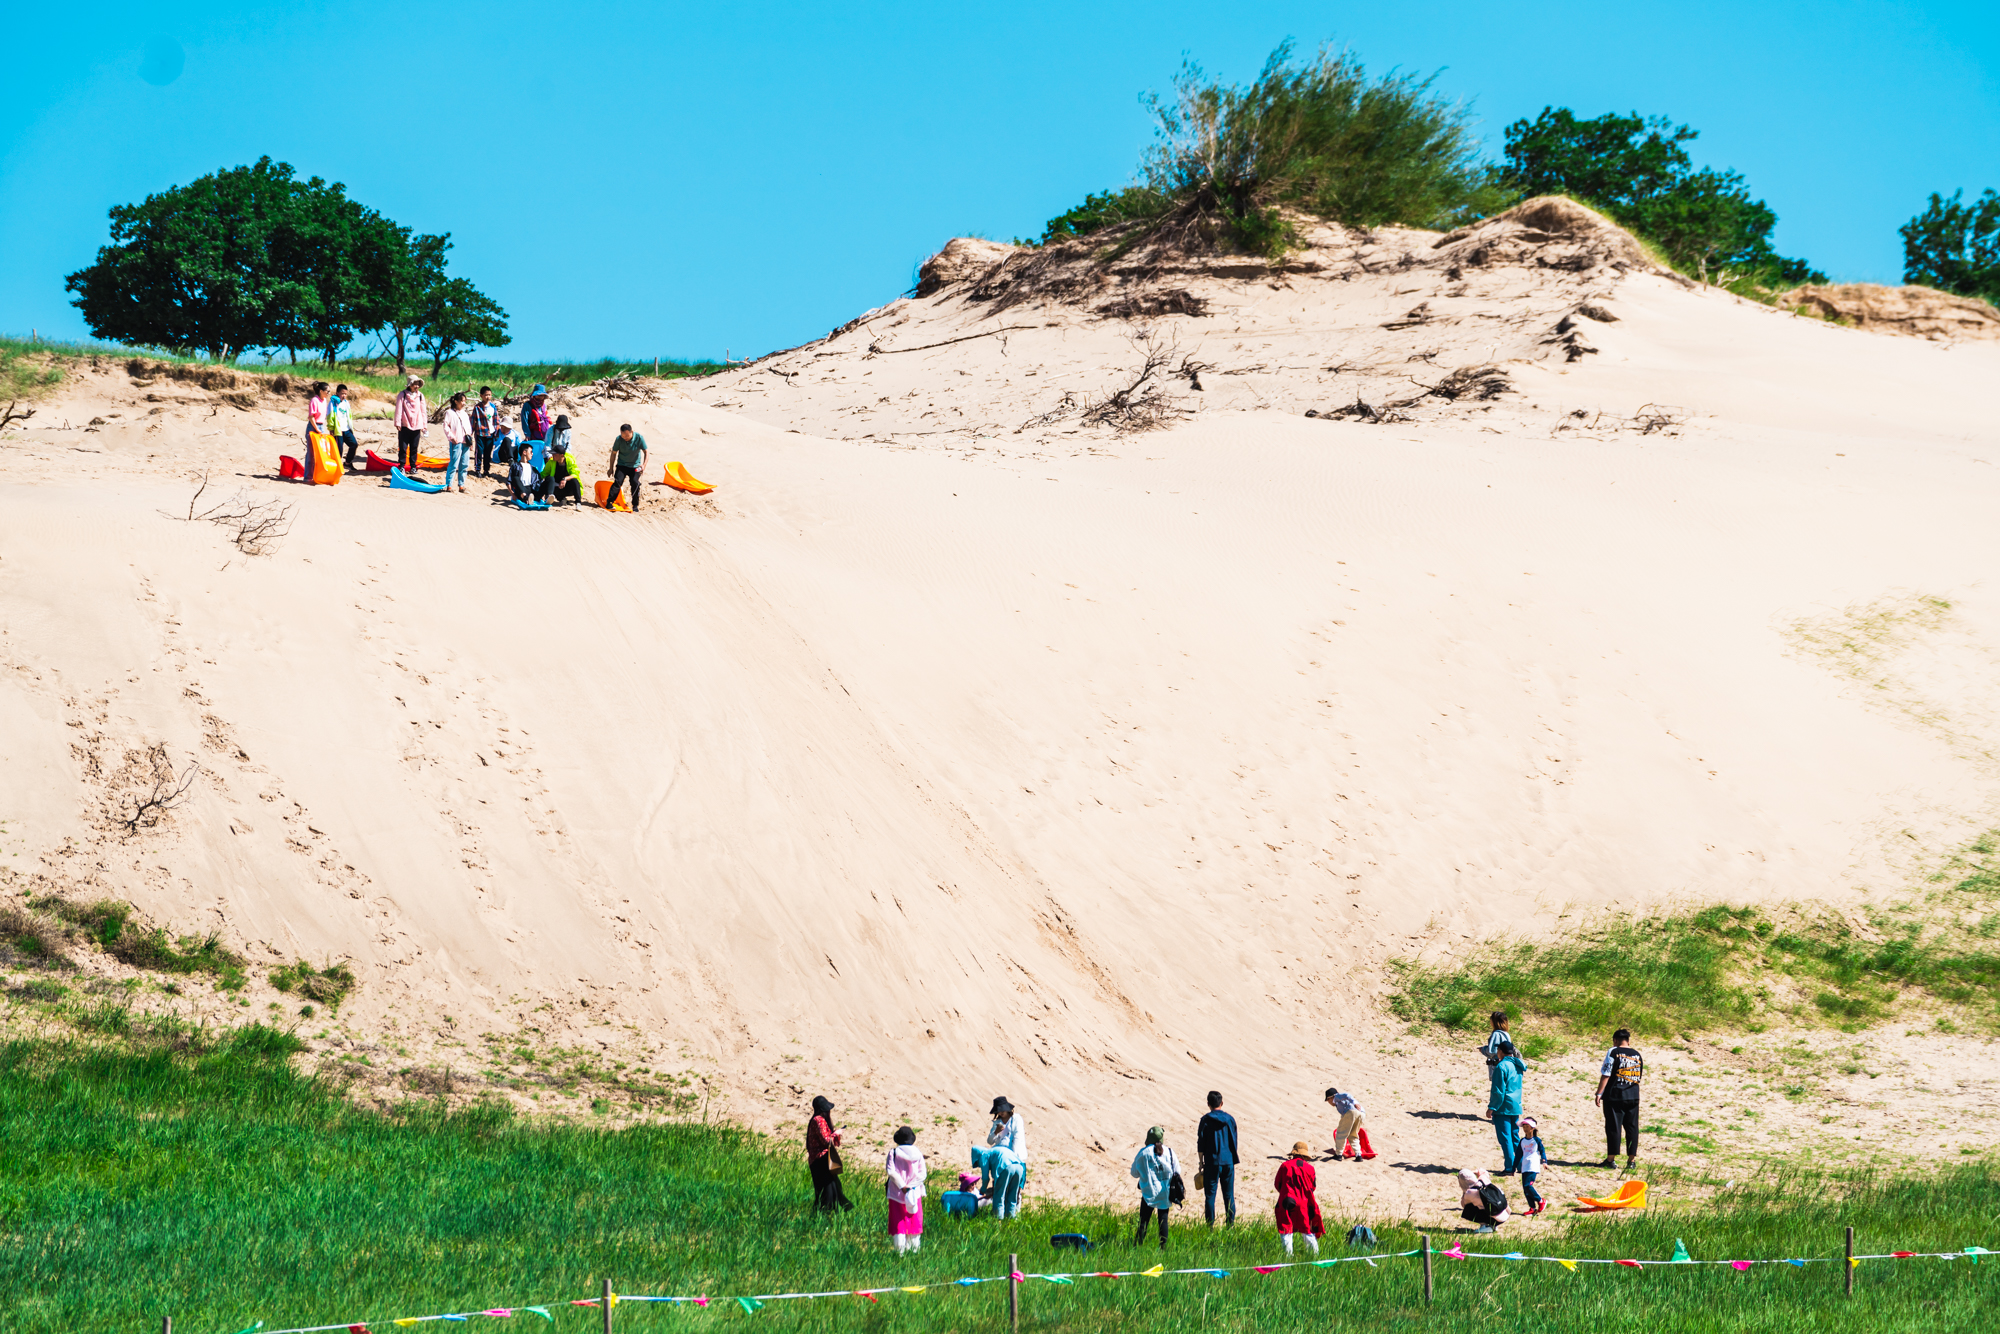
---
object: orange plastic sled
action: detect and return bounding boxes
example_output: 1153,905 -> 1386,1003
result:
1576,1181 -> 1647,1210
663,460 -> 713,494
308,430 -> 343,485
593,479 -> 632,512
416,454 -> 448,471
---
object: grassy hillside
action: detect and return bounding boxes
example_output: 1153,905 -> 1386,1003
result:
1,1031 -> 1993,1333
0,333 -> 726,411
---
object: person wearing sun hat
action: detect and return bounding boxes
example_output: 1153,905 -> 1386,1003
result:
1516,1115 -> 1550,1216
394,374 -> 427,471
1273,1142 -> 1325,1256
521,384 -> 553,467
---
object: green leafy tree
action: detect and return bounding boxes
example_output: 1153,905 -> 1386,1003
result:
414,277 -> 510,376
1899,189 -> 2000,303
65,156 -> 308,361
1500,107 -> 1822,286
355,221 -> 449,377
1041,41 -> 1508,254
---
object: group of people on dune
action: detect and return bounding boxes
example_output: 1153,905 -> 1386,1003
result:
300,377 -> 651,509
802,1018 -> 1645,1252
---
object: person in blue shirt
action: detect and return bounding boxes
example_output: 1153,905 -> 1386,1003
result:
1486,1040 -> 1526,1174
1195,1090 -> 1240,1227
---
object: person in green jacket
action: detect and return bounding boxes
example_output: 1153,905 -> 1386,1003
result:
537,440 -> 583,505
1486,1040 -> 1526,1176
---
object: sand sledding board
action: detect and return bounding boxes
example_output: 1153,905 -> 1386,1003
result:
308,430 -> 343,485
389,467 -> 445,494
509,498 -> 550,511
663,461 -> 714,494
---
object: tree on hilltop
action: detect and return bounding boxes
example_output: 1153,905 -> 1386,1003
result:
1900,189 -> 2000,303
1499,107 -> 1822,287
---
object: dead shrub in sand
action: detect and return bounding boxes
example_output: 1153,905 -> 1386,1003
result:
1079,338 -> 1193,433
172,471 -> 296,555
117,743 -> 200,834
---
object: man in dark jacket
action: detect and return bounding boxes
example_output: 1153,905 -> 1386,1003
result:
1196,1090 -> 1240,1227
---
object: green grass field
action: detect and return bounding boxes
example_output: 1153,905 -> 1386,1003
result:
1,1032 -> 1994,1334
0,334 -> 727,415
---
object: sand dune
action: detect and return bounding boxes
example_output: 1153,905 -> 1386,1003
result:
4,201 -> 1999,1217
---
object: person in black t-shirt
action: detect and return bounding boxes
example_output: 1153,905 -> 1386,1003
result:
1594,1027 -> 1644,1170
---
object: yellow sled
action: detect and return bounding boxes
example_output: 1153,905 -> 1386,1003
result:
663,461 -> 713,494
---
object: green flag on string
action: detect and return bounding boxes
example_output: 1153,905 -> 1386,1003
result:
525,1309 -> 554,1323
737,1297 -> 764,1314
1671,1239 -> 1692,1263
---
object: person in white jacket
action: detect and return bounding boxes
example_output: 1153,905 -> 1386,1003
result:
988,1096 -> 1026,1156
885,1126 -> 926,1253
1130,1126 -> 1181,1250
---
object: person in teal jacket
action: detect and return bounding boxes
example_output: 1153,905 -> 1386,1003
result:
1486,1040 -> 1526,1174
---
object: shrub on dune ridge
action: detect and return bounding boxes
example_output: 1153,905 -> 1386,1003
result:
1041,40 -> 1509,255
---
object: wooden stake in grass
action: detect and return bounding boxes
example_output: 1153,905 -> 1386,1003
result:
162,1319 -> 170,1334
1010,1251 -> 1020,1333
602,1276 -> 613,1334
1845,1226 -> 1854,1296
1423,1233 -> 1433,1304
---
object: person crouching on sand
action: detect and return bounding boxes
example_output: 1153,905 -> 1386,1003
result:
1324,1085 -> 1376,1160
885,1126 -> 926,1253
1458,1167 -> 1508,1233
1274,1142 -> 1324,1257
537,440 -> 583,505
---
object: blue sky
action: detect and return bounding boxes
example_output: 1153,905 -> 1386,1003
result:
5,1 -> 1995,361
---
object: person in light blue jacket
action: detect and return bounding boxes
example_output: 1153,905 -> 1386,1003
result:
1486,1040 -> 1526,1174
1130,1126 -> 1181,1250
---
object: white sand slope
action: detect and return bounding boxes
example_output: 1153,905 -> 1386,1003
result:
3,200 -> 1999,1217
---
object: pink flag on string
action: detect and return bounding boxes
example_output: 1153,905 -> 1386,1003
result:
1731,1261 -> 1752,1272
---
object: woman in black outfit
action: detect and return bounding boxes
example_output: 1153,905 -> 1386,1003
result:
806,1095 -> 853,1212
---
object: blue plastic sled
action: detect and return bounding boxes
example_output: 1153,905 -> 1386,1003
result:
389,467 -> 445,494
509,498 -> 549,511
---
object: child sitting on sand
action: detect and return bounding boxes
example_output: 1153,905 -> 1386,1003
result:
1274,1142 -> 1324,1256
885,1126 -> 926,1253
1517,1116 -> 1549,1217
1458,1167 -> 1509,1233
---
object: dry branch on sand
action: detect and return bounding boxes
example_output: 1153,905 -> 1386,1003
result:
0,399 -> 34,430
171,471 -> 296,555
1306,362 -> 1511,425
119,744 -> 199,834
1079,338 -> 1192,433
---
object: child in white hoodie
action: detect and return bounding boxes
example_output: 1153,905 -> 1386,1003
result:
886,1126 -> 926,1253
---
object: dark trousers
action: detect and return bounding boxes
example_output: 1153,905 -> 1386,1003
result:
338,429 -> 360,469
397,427 -> 422,470
474,434 -> 495,475
607,464 -> 642,509
808,1157 -> 852,1213
538,475 -> 582,504
1202,1162 -> 1235,1225
1136,1202 -> 1170,1247
1604,1099 -> 1639,1158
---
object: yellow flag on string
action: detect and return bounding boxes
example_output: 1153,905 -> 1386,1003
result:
393,1323 -> 418,1328
1143,1265 -> 1165,1278
901,1287 -> 927,1294
1557,1260 -> 1577,1272
1849,1258 -> 1860,1268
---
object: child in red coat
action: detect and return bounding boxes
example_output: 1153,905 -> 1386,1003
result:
1274,1142 -> 1325,1256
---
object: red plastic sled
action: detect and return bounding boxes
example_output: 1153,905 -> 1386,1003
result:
279,455 -> 305,479
364,450 -> 396,473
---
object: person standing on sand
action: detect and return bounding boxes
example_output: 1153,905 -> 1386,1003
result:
1273,1142 -> 1324,1256
395,375 -> 427,471
987,1096 -> 1026,1156
885,1126 -> 926,1253
1195,1090 -> 1239,1227
605,424 -> 647,510
305,381 -> 329,451
1486,1039 -> 1525,1175
442,392 -> 473,493
1595,1027 -> 1644,1170
471,386 -> 501,478
1129,1126 -> 1181,1250
329,383 -> 360,470
1324,1085 -> 1375,1160
979,1097 -> 1026,1219
521,385 -> 553,463
806,1095 -> 852,1213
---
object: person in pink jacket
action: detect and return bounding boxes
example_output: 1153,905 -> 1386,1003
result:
885,1126 -> 926,1254
395,375 -> 428,471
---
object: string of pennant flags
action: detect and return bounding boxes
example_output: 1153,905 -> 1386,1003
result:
215,1241 -> 1996,1332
